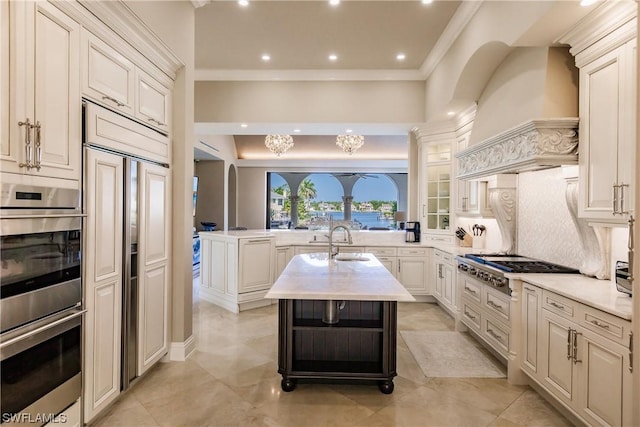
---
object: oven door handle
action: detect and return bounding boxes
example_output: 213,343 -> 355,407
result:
0,309 -> 85,360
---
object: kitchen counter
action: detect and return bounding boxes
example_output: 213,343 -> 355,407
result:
265,253 -> 415,302
506,273 -> 632,320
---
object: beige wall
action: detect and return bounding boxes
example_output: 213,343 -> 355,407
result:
195,80 -> 425,124
195,161 -> 225,232
125,1 -> 195,348
238,168 -> 268,229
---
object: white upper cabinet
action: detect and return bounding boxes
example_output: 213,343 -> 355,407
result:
574,19 -> 636,222
82,28 -> 135,115
81,28 -> 173,134
2,1 -> 81,183
135,68 -> 171,131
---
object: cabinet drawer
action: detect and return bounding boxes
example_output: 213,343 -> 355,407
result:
365,247 -> 397,256
461,302 -> 481,332
422,235 -> 455,245
397,247 -> 428,257
580,305 -> 631,346
542,290 -> 576,320
483,317 -> 510,355
484,288 -> 510,322
461,278 -> 482,304
442,252 -> 454,265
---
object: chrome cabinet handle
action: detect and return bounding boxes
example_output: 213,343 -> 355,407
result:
613,183 -> 620,215
33,121 -> 41,171
629,331 -> 634,373
102,95 -> 125,107
590,319 -> 610,330
567,328 -> 573,360
573,330 -> 582,364
487,329 -> 502,341
619,183 -> 629,215
629,216 -> 635,285
147,117 -> 166,127
487,300 -> 503,310
550,301 -> 565,310
18,118 -> 34,169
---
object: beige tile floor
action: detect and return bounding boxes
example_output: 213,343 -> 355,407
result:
92,279 -> 574,427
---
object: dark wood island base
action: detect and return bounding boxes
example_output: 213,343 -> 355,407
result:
277,299 -> 398,394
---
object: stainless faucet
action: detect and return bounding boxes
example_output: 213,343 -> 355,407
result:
328,224 -> 353,258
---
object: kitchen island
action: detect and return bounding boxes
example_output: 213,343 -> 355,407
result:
265,252 -> 415,394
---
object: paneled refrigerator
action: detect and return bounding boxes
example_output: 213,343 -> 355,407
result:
83,102 -> 170,422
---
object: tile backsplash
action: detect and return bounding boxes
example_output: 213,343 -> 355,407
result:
517,168 -> 582,269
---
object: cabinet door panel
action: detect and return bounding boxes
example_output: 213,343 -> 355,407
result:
398,258 -> 426,293
137,162 -> 170,374
523,286 -> 540,375
239,239 -> 274,293
579,333 -> 628,427
84,148 -> 123,422
0,1 -> 9,165
135,68 -> 171,131
541,311 -> 575,405
82,29 -> 134,114
34,2 -> 80,180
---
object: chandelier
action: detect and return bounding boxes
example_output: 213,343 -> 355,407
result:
336,134 -> 364,155
265,134 -> 294,156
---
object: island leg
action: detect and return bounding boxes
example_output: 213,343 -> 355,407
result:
378,379 -> 394,394
281,376 -> 297,392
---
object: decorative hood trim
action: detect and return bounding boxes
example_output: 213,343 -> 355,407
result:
455,118 -> 579,180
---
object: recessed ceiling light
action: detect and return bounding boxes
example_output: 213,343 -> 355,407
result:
293,129 -> 301,133
261,54 -> 271,62
240,123 -> 248,128
346,129 -> 353,133
447,111 -> 455,116
421,0 -> 433,4
238,0 -> 249,7
329,0 -> 340,6
579,0 -> 597,5
396,53 -> 406,61
328,54 -> 338,62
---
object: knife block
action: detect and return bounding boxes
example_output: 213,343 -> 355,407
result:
459,234 -> 472,247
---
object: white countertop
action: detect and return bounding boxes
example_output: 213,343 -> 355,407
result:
265,252 -> 416,302
506,273 -> 632,320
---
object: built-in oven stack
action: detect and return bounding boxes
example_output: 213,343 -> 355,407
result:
0,184 -> 83,425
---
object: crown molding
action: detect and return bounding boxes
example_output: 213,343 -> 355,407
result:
419,1 -> 483,79
236,159 -> 408,171
195,68 -> 425,82
55,1 -> 184,80
558,0 -> 636,58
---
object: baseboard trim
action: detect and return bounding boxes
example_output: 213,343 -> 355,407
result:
167,335 -> 196,361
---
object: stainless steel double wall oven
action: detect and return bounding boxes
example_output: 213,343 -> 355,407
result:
1,183 -> 83,424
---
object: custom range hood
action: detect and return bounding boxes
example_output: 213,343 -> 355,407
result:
456,47 -> 580,180
456,118 -> 579,180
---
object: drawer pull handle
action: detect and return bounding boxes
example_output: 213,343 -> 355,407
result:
487,329 -> 502,341
102,95 -> 126,107
464,311 -> 476,320
524,286 -> 536,292
629,331 -> 633,373
147,117 -> 167,127
550,301 -> 565,310
487,300 -> 503,310
590,319 -> 610,330
464,286 -> 477,295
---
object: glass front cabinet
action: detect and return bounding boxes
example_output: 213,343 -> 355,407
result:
419,138 -> 454,243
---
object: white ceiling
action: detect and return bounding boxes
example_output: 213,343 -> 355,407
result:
192,1 -> 594,162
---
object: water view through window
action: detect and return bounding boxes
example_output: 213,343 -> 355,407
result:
268,173 -> 405,230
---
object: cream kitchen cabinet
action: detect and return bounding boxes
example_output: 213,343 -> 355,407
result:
524,284 -> 633,427
365,246 -> 397,278
200,233 -> 276,313
397,247 -> 430,295
1,1 -> 81,183
576,20 -> 636,222
84,148 -> 123,422
433,249 -> 455,315
81,28 -> 173,134
276,246 -> 294,279
137,162 -> 170,375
